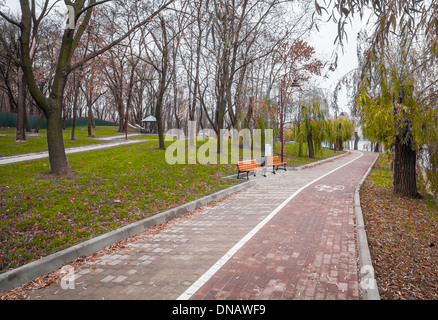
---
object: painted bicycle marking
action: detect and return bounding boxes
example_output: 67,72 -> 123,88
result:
315,185 -> 345,193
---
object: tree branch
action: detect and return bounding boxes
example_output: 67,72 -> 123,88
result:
69,0 -> 175,72
0,10 -> 21,28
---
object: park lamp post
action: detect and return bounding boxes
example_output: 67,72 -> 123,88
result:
280,78 -> 300,163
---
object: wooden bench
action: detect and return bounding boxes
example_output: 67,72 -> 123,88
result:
269,155 -> 288,174
236,159 -> 267,180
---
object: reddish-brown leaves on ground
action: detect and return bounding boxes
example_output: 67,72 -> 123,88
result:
361,180 -> 438,300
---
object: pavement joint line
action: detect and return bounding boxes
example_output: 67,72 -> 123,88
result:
177,151 -> 365,300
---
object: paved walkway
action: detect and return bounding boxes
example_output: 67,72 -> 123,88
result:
10,151 -> 378,300
0,136 -> 148,166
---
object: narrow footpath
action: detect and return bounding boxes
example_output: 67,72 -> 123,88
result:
0,135 -> 148,166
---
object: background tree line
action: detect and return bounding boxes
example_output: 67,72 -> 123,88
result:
2,0 -> 437,201
0,0 -> 334,173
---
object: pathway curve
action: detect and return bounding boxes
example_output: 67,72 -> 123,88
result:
8,151 -> 378,300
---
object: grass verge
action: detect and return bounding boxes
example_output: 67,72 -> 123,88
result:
0,126 -> 138,157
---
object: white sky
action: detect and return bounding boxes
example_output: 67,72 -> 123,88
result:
309,13 -> 369,115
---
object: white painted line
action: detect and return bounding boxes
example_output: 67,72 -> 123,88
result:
177,151 -> 364,300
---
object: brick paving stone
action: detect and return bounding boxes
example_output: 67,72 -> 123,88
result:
188,151 -> 378,300
21,151 -> 377,300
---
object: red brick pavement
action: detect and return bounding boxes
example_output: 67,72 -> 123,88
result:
189,151 -> 378,300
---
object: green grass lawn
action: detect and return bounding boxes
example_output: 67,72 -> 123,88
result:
0,126 -> 139,157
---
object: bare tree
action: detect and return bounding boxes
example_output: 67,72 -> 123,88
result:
0,0 -> 174,175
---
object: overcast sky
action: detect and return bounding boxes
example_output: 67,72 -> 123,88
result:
309,9 -> 370,115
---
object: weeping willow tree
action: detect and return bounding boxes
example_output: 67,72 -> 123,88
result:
358,64 -> 438,198
299,102 -> 322,159
298,99 -> 328,159
322,117 -> 354,152
357,71 -> 393,152
315,0 -> 438,198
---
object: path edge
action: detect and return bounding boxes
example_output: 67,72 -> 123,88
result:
354,152 -> 381,300
0,180 -> 255,293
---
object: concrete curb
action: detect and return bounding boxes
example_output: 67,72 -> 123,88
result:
0,179 -> 255,293
354,153 -> 381,300
294,151 -> 348,171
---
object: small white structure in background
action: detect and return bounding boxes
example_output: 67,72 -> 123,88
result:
141,115 -> 157,133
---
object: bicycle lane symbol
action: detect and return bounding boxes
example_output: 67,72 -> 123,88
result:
315,185 -> 345,193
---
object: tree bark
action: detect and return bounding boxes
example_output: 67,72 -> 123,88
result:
307,132 -> 315,159
87,104 -> 94,137
337,137 -> 344,152
33,114 -> 44,133
393,119 -> 418,197
154,17 -> 169,150
46,103 -> 70,175
15,70 -> 27,142
354,132 -> 360,150
70,76 -> 80,141
374,141 -> 380,153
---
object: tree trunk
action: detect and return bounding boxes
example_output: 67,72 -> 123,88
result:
33,114 -> 44,133
70,81 -> 79,141
87,104 -> 93,137
393,123 -> 418,198
156,90 -> 165,150
216,99 -> 226,154
70,109 -> 77,141
307,132 -> 315,159
374,142 -> 380,153
155,17 -> 169,151
15,70 -> 27,143
392,88 -> 419,198
155,62 -> 167,150
354,132 -> 360,150
118,101 -> 125,133
46,104 -> 70,175
337,137 -> 344,152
